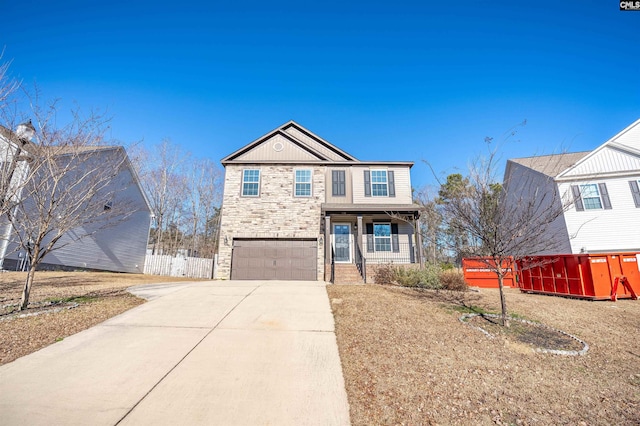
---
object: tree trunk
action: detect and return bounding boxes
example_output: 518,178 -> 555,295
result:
19,264 -> 37,311
497,271 -> 510,328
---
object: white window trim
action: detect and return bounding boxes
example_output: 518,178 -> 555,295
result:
373,222 -> 392,252
580,184 -> 602,210
370,169 -> 388,197
294,168 -> 312,198
241,169 -> 261,197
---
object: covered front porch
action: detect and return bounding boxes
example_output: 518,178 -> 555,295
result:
322,204 -> 422,283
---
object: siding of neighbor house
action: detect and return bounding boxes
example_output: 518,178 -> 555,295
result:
505,118 -> 640,255
503,160 -> 572,255
3,149 -> 151,273
558,177 -> 640,253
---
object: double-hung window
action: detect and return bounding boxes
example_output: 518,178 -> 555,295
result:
572,183 -> 612,211
581,184 -> 602,210
295,169 -> 312,197
371,170 -> 388,197
242,169 -> 260,197
373,223 -> 392,252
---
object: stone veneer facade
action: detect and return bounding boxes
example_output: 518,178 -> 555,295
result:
217,164 -> 326,280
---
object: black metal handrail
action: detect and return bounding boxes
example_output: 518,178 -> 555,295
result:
361,241 -> 417,264
330,246 -> 335,284
355,243 -> 366,283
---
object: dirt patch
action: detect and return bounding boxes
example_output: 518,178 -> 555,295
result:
327,284 -> 640,426
0,271 -> 200,365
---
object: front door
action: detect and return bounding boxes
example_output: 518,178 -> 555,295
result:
333,224 -> 351,263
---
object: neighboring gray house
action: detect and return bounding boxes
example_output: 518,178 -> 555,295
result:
0,122 -> 35,266
504,118 -> 640,255
0,124 -> 152,273
217,121 -> 422,283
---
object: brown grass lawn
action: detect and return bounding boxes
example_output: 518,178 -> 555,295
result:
0,271 -> 198,365
328,284 -> 640,426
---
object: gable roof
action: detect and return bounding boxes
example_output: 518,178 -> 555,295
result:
556,118 -> 640,180
221,121 -> 358,165
508,118 -> 640,181
509,152 -> 590,177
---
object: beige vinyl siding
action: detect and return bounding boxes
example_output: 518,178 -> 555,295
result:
559,176 -> 640,253
282,127 -> 349,161
324,167 -> 353,204
233,134 -> 322,162
352,166 -> 413,204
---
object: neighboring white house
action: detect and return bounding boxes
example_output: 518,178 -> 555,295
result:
0,124 -> 152,273
504,118 -> 640,254
0,122 -> 35,266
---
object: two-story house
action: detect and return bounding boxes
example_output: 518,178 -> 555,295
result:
217,121 -> 422,282
503,118 -> 640,255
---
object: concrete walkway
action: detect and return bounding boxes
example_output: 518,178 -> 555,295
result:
0,281 -> 350,425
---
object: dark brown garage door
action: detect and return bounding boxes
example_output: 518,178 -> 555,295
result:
231,239 -> 318,280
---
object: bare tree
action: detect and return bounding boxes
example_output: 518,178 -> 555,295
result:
0,50 -> 20,112
413,186 -> 446,264
438,124 -> 574,326
190,158 -> 222,257
4,104 -> 136,310
137,139 -> 188,255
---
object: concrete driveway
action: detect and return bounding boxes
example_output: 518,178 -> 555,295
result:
0,280 -> 350,425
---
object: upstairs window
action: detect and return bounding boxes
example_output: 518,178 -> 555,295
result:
581,184 -> 602,209
364,169 -> 395,197
295,169 -> 312,197
571,183 -> 611,211
242,169 -> 260,197
371,170 -> 388,197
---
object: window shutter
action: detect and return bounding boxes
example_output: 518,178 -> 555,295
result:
366,223 -> 374,252
391,223 -> 399,252
332,171 -> 339,196
364,170 -> 371,197
598,183 -> 612,210
630,181 -> 640,208
571,185 -> 584,211
332,170 -> 345,196
388,171 -> 396,197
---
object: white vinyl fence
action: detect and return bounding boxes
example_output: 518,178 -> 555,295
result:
144,254 -> 217,279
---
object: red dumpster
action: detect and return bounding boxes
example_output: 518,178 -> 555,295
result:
462,257 -> 515,288
517,253 -> 639,300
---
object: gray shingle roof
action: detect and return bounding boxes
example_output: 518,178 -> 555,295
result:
509,151 -> 590,177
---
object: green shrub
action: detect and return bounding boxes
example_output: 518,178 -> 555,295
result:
373,264 -> 467,292
438,269 -> 467,292
373,263 -> 443,289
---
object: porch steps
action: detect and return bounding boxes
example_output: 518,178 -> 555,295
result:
333,264 -> 365,284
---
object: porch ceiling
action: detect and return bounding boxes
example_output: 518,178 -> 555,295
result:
322,203 -> 421,218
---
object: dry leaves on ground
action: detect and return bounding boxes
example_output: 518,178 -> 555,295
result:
0,271 -> 198,365
328,284 -> 640,426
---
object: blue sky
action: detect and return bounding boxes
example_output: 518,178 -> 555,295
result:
2,0 -> 639,189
